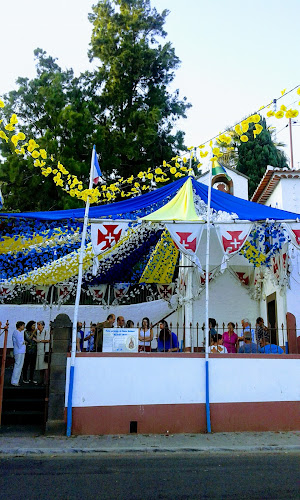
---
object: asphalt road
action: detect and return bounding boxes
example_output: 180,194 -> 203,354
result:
0,453 -> 299,499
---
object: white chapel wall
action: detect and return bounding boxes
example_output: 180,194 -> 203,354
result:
191,270 -> 259,347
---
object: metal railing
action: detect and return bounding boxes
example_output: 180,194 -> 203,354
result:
0,321 -> 9,425
75,321 -> 299,354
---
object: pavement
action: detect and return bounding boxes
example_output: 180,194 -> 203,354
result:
0,429 -> 299,456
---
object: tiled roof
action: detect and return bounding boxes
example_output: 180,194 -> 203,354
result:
251,167 -> 300,204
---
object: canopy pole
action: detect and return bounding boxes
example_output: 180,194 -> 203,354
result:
66,147 -> 95,437
204,160 -> 213,434
184,254 -> 193,351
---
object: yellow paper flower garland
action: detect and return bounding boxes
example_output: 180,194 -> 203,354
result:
0,85 -> 299,204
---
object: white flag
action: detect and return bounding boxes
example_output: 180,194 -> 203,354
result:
91,222 -> 129,256
88,284 -> 107,303
216,223 -> 253,271
165,223 -> 204,270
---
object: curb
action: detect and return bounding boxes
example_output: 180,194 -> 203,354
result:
0,445 -> 299,456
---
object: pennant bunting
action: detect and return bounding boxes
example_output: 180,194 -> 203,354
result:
235,271 -> 250,286
113,283 -> 130,301
30,286 -> 49,302
157,283 -> 175,301
284,223 -> 300,249
91,222 -> 129,256
88,284 -> 107,303
216,223 -> 253,271
0,285 -> 15,303
165,223 -> 204,270
56,284 -> 73,305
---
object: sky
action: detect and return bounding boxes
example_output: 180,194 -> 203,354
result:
1,0 -> 300,170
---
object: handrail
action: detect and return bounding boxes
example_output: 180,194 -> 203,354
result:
0,321 -> 9,426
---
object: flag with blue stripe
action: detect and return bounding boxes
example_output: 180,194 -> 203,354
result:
93,146 -> 102,184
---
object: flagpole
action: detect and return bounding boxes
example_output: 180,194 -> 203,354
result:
66,146 -> 95,437
204,158 -> 213,434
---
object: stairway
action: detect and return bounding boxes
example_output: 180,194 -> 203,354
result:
2,383 -> 47,426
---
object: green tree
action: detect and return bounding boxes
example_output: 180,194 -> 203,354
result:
236,117 -> 288,196
216,117 -> 288,196
0,0 -> 190,211
0,49 -> 95,211
88,0 -> 191,179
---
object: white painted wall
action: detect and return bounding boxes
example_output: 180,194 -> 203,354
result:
66,356 -> 300,407
286,273 -> 300,330
266,178 -> 300,214
0,298 -> 176,348
266,182 -> 283,209
191,270 -> 259,346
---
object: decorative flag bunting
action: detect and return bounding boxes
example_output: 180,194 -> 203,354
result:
91,222 -> 129,275
284,223 -> 300,249
157,283 -> 175,301
0,186 -> 3,209
56,284 -> 73,305
235,271 -> 250,286
0,285 -> 15,303
165,223 -> 204,270
113,283 -> 130,301
216,223 -> 253,271
92,146 -> 102,185
200,271 -> 213,286
91,222 -> 129,256
88,284 -> 107,303
30,286 -> 49,302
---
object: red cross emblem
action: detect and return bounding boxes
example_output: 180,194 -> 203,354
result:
97,224 -> 122,251
36,289 -> 45,299
60,287 -> 70,298
0,288 -> 9,296
236,272 -> 249,285
176,232 -> 197,252
273,258 -> 279,277
292,230 -> 300,245
115,288 -> 126,299
200,272 -> 212,285
222,231 -> 246,253
158,285 -> 173,299
282,253 -> 287,270
94,290 -> 104,299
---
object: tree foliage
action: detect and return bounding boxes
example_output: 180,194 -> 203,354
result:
0,0 -> 190,211
0,49 -> 94,211
88,0 -> 190,179
236,116 -> 288,196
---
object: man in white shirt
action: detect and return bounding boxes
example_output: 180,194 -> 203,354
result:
117,316 -> 125,328
11,321 -> 26,386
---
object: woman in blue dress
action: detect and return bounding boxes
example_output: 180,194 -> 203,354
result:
157,320 -> 179,352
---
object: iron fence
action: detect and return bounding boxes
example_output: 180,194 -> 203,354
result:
75,321 -> 299,355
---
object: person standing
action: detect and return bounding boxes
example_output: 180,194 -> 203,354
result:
11,321 -> 26,387
76,322 -> 84,352
23,320 -> 38,384
138,317 -> 153,352
222,322 -> 238,353
84,324 -> 96,352
95,314 -> 115,352
157,320 -> 179,352
35,320 -> 50,385
117,316 -> 125,328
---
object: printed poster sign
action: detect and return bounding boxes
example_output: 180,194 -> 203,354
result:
102,328 -> 139,353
